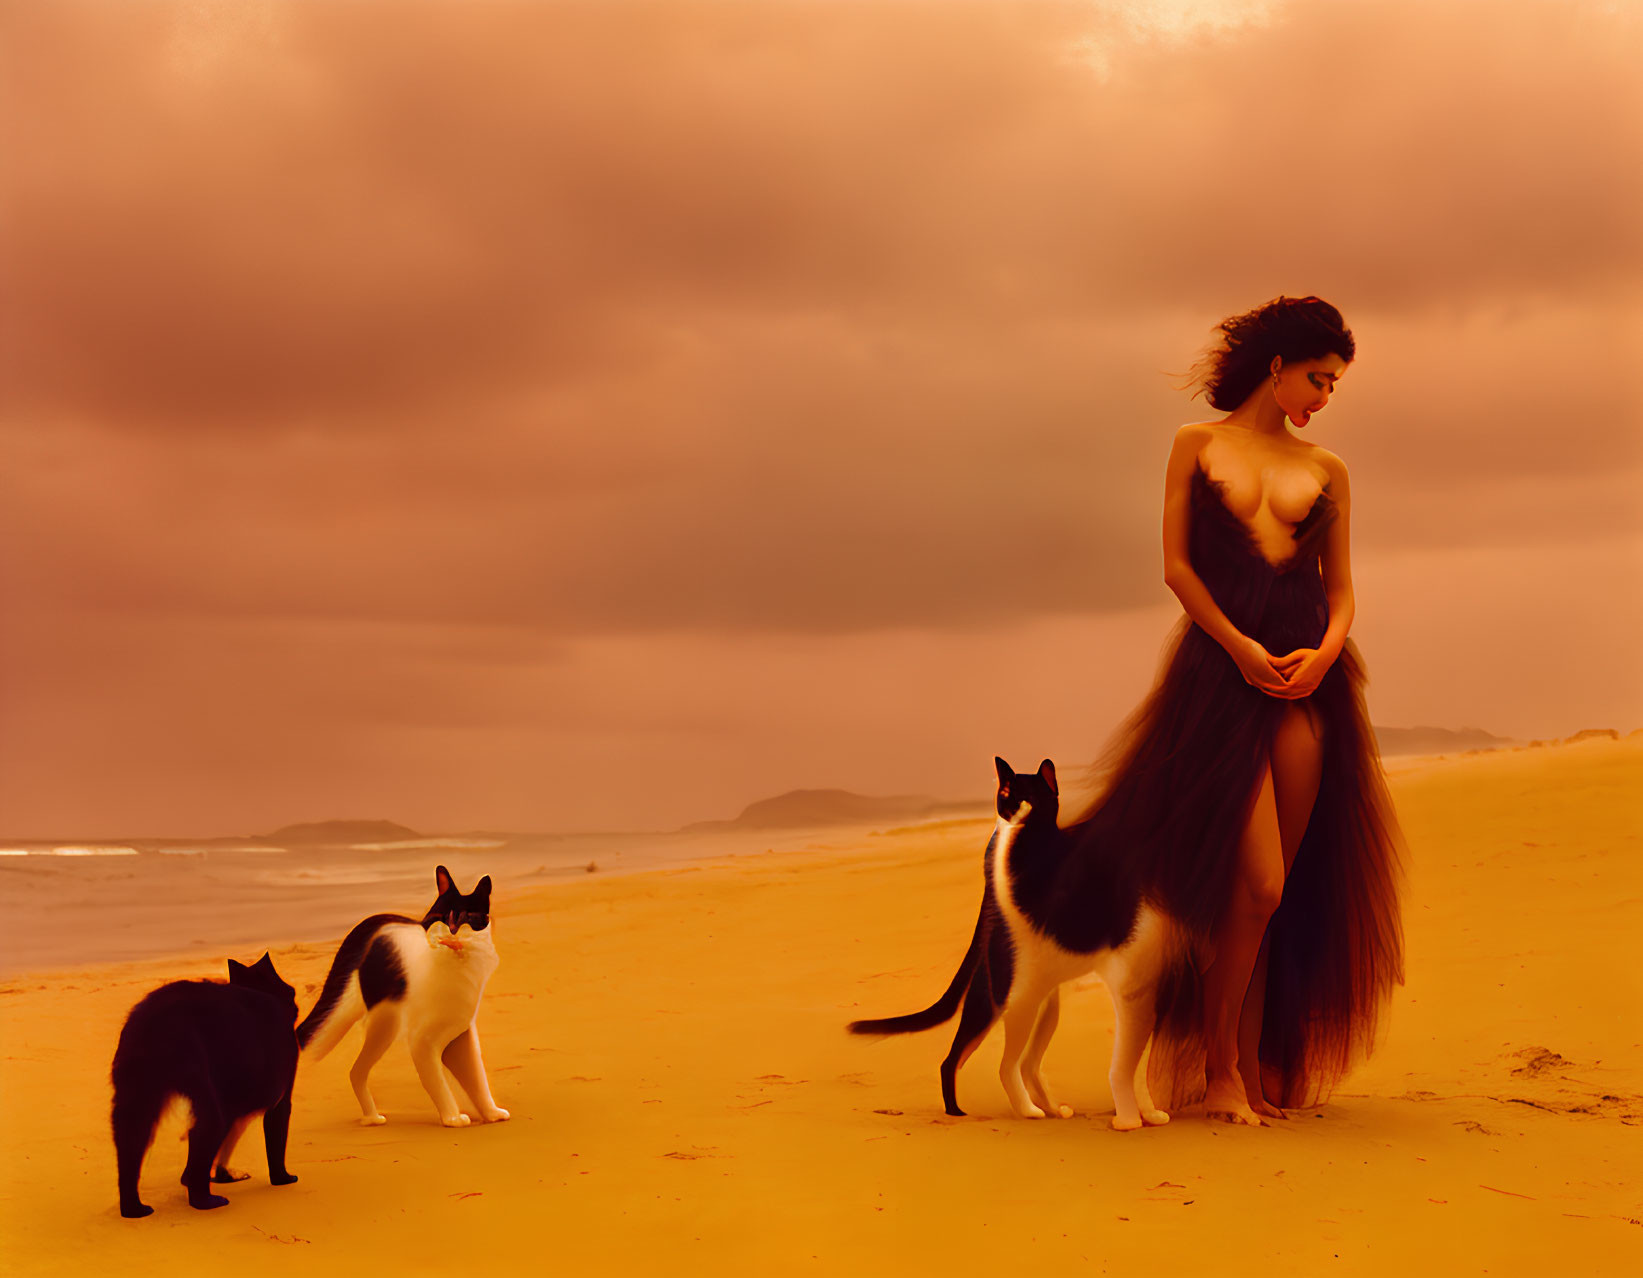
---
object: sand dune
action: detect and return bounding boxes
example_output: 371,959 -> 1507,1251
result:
1,738 -> 1638,1275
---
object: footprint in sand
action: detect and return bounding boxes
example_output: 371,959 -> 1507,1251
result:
1510,1046 -> 1574,1077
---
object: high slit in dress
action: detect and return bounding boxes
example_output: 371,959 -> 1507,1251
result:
1065,463 -> 1405,1108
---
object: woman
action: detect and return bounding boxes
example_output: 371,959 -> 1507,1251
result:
1067,295 -> 1404,1125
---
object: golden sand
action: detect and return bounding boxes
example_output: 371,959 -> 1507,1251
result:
2,739 -> 1638,1275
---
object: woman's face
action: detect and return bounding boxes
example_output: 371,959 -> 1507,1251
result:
1271,354 -> 1348,429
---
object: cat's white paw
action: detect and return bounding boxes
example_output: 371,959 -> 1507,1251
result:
1142,1109 -> 1170,1126
1056,1104 -> 1075,1119
360,1114 -> 387,1127
1015,1101 -> 1047,1120
1110,1114 -> 1144,1132
442,1112 -> 472,1128
481,1107 -> 511,1123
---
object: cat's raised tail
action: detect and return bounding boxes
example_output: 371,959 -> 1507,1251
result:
296,913 -> 413,1058
847,886 -> 991,1037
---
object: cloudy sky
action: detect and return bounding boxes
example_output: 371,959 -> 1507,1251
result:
2,0 -> 1638,837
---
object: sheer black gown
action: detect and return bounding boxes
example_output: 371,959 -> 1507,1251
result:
1065,463 -> 1405,1108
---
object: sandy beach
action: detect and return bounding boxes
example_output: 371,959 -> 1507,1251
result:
2,737 -> 1638,1276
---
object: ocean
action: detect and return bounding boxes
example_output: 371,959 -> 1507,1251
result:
0,825 -> 869,978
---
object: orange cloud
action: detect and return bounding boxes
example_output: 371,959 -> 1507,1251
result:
1,0 -> 1637,833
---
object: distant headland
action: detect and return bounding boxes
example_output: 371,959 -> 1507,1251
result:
680,789 -> 982,833
1372,725 -> 1517,756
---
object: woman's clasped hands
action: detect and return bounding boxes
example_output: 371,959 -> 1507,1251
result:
1234,638 -> 1331,699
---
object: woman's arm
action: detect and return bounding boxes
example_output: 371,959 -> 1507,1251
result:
1316,454 -> 1355,661
1161,425 -> 1291,696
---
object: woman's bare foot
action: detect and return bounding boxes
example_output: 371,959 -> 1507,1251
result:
1247,1094 -> 1286,1121
1242,1068 -> 1288,1121
1204,1073 -> 1265,1126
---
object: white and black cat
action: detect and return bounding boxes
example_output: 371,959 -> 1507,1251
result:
111,952 -> 300,1218
298,866 -> 508,1128
850,758 -> 1181,1129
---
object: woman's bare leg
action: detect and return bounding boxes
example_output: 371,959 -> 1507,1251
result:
1239,705 -> 1325,1119
1238,935 -> 1280,1119
1202,762 -> 1284,1126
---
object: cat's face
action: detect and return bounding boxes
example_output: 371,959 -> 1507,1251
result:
227,952 -> 299,1022
421,865 -> 494,940
994,757 -> 1059,827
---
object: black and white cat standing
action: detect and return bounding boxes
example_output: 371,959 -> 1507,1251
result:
298,867 -> 509,1128
851,758 -> 1180,1129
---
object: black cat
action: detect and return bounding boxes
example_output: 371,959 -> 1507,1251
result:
111,952 -> 300,1218
850,758 -> 1181,1127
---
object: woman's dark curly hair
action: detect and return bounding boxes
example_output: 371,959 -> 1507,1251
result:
1188,296 -> 1355,412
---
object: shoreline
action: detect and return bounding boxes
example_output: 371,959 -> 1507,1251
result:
0,818 -> 964,981
0,738 -> 1611,984
0,831 -> 948,990
2,736 -> 1625,984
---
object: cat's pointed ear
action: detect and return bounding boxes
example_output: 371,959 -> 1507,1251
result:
994,756 -> 1014,783
474,875 -> 492,900
435,865 -> 456,896
1038,759 -> 1058,794
227,959 -> 248,981
253,952 -> 274,970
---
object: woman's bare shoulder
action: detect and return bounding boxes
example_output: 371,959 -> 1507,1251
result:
1300,440 -> 1350,487
1170,420 -> 1221,457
